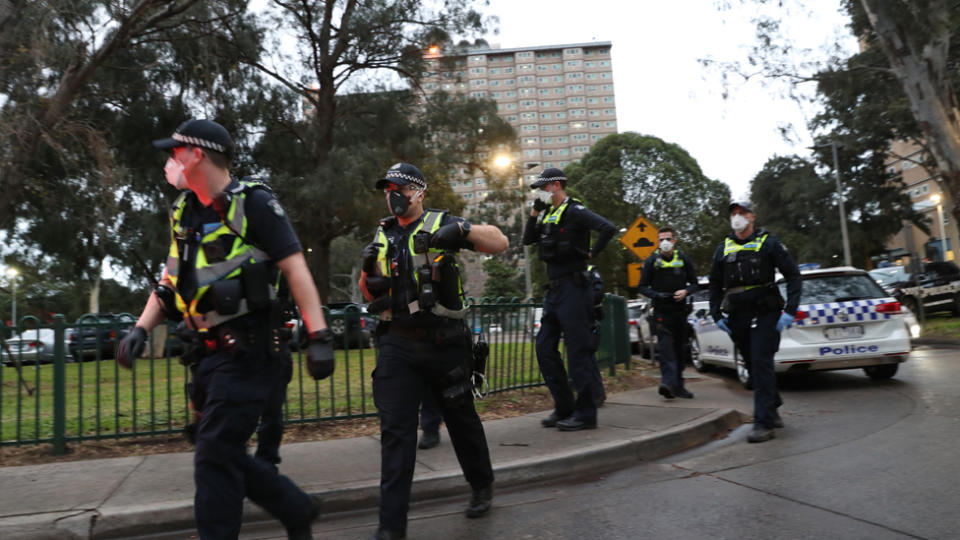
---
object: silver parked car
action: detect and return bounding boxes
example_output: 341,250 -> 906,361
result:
2,328 -> 59,365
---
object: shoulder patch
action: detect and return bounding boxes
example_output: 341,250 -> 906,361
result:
267,199 -> 285,217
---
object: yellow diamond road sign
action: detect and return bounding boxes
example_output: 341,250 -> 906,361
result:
620,215 -> 658,260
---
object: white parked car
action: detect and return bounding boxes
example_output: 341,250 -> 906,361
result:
689,267 -> 912,388
3,328 -> 59,365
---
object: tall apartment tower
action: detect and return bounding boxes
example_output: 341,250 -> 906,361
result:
421,41 -> 617,205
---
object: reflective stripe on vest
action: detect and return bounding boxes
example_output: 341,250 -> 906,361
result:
372,211 -> 465,317
722,234 -> 769,291
166,180 -> 275,329
656,251 -> 684,268
538,199 -> 570,225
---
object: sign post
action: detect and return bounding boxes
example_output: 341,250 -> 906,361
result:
620,216 -> 658,286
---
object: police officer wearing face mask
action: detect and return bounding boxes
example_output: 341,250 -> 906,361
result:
637,226 -> 698,400
358,163 -> 509,540
708,201 -> 801,443
523,168 -> 617,431
115,119 -> 334,539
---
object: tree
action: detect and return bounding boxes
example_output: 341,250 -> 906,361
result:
858,0 -> 960,226
481,257 -> 524,300
214,0 -> 493,301
564,132 -> 731,294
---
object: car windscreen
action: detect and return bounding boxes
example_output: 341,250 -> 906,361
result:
868,267 -> 907,286
778,274 -> 888,305
628,306 -> 644,318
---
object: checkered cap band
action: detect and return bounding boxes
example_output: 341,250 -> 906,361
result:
173,132 -> 227,154
384,171 -> 426,189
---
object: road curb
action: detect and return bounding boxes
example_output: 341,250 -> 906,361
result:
86,408 -> 742,539
913,337 -> 960,347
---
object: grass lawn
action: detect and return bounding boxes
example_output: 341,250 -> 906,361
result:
2,341 -> 546,445
920,313 -> 960,340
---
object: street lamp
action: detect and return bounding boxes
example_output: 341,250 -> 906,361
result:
813,141 -> 852,267
930,193 -> 948,261
5,267 -> 18,326
494,154 -> 534,299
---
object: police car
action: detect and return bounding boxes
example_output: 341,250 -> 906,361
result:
688,267 -> 911,388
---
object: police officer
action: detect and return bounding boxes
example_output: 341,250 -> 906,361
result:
637,226 -> 698,400
708,201 -> 801,443
523,168 -> 617,431
115,119 -> 335,539
358,163 -> 508,540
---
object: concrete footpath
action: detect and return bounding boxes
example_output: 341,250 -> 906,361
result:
0,376 -> 747,540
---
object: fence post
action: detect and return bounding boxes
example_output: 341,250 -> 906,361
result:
52,314 -> 67,455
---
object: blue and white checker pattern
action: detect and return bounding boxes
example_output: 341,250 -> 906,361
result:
793,298 -> 898,327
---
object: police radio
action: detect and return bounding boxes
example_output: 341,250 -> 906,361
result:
132,251 -> 182,322
412,231 -> 438,310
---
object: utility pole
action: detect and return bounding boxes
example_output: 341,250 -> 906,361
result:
814,141 -> 853,267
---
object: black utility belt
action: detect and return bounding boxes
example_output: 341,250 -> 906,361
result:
547,271 -> 588,289
385,322 -> 467,344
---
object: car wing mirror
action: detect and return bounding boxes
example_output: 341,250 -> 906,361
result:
695,308 -> 707,318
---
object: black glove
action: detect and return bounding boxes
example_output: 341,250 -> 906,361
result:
533,198 -> 549,211
306,329 -> 335,380
116,326 -> 148,369
430,221 -> 468,250
362,242 -> 383,274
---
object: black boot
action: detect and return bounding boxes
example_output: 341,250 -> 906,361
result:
418,431 -> 440,449
287,495 -> 323,540
369,527 -> 406,539
465,485 -> 493,518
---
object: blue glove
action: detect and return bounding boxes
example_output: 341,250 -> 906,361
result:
776,312 -> 795,332
716,318 -> 732,336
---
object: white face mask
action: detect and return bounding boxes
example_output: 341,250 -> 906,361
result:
537,189 -> 553,204
164,158 -> 188,190
659,240 -> 674,252
731,214 -> 750,232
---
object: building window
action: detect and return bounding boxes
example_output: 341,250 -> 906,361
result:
588,109 -> 600,116
565,72 -> 583,79
603,96 -> 614,103
558,148 -> 570,156
591,134 -> 603,141
463,180 -> 473,186
504,67 -> 515,73
470,67 -> 486,74
519,63 -> 534,70
605,121 -> 616,127
570,109 -> 586,116
565,60 -> 582,67
469,55 -> 484,63
539,88 -> 551,95
490,80 -> 500,87
537,76 -> 550,83
521,112 -> 536,119
517,51 -> 533,59
537,64 -> 549,71
543,137 -> 553,143
601,73 -> 612,79
524,137 -> 539,145
524,149 -> 540,157
564,48 -> 581,55
569,96 -> 585,103
573,134 -> 588,141
464,193 -> 473,199
505,114 -> 518,121
603,108 -> 615,115
543,150 -> 554,157
470,91 -> 486,98
520,87 -> 535,95
488,68 -> 499,75
556,124 -> 567,131
589,122 -> 602,128
602,84 -> 613,90
520,99 -> 536,107
541,112 -> 552,119
521,124 -> 538,131
470,79 -> 486,86
554,100 -> 566,106
556,111 -> 567,119
587,97 -> 599,104
505,79 -> 515,85
554,87 -> 565,94
505,90 -> 517,97
567,84 -> 584,93
539,100 -> 551,107
452,181 -> 459,188
541,125 -> 553,132
519,75 -> 534,83
552,75 -> 564,82
506,103 -> 517,110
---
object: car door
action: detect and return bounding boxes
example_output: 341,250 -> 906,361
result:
688,288 -> 736,368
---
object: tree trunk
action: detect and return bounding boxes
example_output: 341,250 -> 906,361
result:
860,0 -> 960,229
309,239 -> 332,304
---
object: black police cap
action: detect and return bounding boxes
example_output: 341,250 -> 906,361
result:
728,201 -> 755,214
153,119 -> 235,159
530,167 -> 567,189
375,162 -> 427,190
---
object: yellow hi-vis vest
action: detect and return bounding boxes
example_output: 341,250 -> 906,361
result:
722,233 -> 769,290
537,199 -> 570,226
656,251 -> 684,268
372,210 -> 467,319
166,179 -> 277,330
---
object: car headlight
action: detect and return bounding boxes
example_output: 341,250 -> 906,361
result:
910,324 -> 921,339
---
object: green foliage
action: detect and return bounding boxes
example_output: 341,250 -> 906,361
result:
481,257 -> 524,300
565,132 -> 731,293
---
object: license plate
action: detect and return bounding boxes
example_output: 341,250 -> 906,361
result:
824,325 -> 863,340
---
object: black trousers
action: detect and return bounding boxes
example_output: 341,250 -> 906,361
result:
652,308 -> 690,390
373,330 -> 494,534
728,309 -> 783,429
255,349 -> 293,465
420,388 -> 442,435
188,344 -> 314,539
536,279 -> 604,421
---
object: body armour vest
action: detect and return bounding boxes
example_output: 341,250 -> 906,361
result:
372,210 -> 467,321
722,233 -> 772,289
536,198 -> 590,262
166,179 -> 278,330
651,251 -> 689,294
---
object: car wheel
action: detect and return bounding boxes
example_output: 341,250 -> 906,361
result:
690,336 -> 709,372
864,363 -> 898,380
952,293 -> 960,316
735,350 -> 753,390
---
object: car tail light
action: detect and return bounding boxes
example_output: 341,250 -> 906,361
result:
875,302 -> 901,314
28,342 -> 37,348
109,330 -> 116,339
361,318 -> 366,329
794,311 -> 808,322
628,319 -> 637,326
285,321 -> 296,329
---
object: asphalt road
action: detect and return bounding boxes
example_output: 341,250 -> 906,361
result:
135,345 -> 959,540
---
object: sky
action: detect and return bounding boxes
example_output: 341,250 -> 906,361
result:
479,0 -> 859,200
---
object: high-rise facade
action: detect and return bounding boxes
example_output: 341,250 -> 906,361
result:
422,41 -> 617,205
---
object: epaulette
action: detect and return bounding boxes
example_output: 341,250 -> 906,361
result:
233,176 -> 273,195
